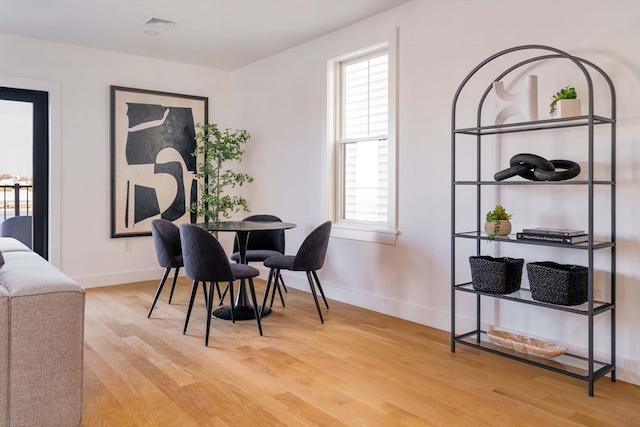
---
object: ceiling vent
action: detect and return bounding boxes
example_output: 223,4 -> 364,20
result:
141,16 -> 180,31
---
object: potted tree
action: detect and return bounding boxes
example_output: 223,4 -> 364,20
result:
484,205 -> 512,239
191,123 -> 253,222
549,85 -> 579,117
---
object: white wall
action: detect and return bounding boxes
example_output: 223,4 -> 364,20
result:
0,34 -> 232,285
1,0 -> 638,385
230,0 -> 640,385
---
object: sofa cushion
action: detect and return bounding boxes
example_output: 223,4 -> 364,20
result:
0,238 -> 31,253
0,251 -> 80,296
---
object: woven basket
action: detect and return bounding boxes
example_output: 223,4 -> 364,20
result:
469,256 -> 524,294
527,261 -> 588,305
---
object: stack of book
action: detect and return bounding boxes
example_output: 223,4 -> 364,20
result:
516,227 -> 589,244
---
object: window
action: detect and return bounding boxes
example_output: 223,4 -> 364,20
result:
328,35 -> 398,244
341,52 -> 388,223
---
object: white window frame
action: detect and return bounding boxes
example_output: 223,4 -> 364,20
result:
326,29 -> 399,244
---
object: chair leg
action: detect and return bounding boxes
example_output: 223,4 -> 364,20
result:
311,270 -> 329,308
212,282 -> 222,301
269,269 -> 281,308
147,267 -> 171,318
167,266 -> 181,304
261,269 -> 275,318
205,281 -> 215,346
214,281 -> 223,300
273,270 -> 286,307
202,282 -> 208,307
278,271 -> 288,293
213,282 -> 233,308
271,282 -> 286,307
306,271 -> 324,324
183,280 -> 199,334
228,282 -> 235,323
218,282 -> 230,306
248,278 -> 263,336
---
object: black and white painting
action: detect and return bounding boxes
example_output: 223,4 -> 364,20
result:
110,86 -> 208,237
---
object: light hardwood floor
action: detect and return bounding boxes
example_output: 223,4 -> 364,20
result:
81,279 -> 639,426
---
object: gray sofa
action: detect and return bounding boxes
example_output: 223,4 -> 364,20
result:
0,237 -> 85,427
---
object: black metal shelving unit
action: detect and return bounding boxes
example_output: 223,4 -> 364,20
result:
450,45 -> 616,396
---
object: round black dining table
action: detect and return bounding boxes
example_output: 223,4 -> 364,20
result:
197,220 -> 296,320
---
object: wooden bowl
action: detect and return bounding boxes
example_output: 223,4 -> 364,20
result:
487,330 -> 566,359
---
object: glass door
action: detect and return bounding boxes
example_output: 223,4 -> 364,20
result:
0,87 -> 49,258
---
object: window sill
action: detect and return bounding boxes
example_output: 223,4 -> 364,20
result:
330,222 -> 400,245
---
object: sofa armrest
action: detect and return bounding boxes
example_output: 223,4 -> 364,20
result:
0,250 -> 85,427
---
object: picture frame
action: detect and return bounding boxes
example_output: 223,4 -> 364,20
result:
110,86 -> 208,237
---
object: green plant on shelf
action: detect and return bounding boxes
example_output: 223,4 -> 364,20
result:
485,205 -> 513,240
549,85 -> 577,116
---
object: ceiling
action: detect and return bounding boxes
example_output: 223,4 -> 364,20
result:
0,0 -> 410,71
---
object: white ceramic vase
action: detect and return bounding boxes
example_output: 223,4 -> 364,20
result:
556,99 -> 581,118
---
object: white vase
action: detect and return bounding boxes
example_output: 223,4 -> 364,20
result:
556,99 -> 581,118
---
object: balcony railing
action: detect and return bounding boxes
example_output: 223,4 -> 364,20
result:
1,184 -> 32,221
344,186 -> 387,222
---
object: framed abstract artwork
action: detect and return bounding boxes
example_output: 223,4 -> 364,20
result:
110,86 -> 208,237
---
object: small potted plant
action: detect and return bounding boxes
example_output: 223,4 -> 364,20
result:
549,85 -> 579,117
484,205 -> 513,239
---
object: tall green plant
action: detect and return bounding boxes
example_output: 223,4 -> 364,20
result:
191,123 -> 253,222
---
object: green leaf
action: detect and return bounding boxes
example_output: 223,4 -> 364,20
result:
190,123 -> 253,221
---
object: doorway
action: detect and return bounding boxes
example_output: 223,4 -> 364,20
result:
0,87 -> 49,259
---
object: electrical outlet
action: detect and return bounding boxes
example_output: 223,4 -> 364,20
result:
124,240 -> 132,252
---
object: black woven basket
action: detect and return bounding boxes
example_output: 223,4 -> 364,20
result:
469,256 -> 524,294
527,261 -> 588,305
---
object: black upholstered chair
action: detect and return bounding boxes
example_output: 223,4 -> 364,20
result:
0,215 -> 32,249
148,219 -> 184,318
230,214 -> 288,306
180,223 -> 263,345
262,221 -> 332,323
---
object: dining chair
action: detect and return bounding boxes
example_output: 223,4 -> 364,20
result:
262,221 -> 332,323
229,214 -> 288,306
147,219 -> 184,317
0,215 -> 32,249
180,223 -> 263,345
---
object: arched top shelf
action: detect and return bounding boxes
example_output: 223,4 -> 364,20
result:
449,46 -> 617,398
451,44 -> 616,133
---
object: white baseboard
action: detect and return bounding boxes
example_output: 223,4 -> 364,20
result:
73,268 -> 164,289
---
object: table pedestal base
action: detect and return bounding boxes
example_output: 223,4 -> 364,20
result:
213,305 -> 271,321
